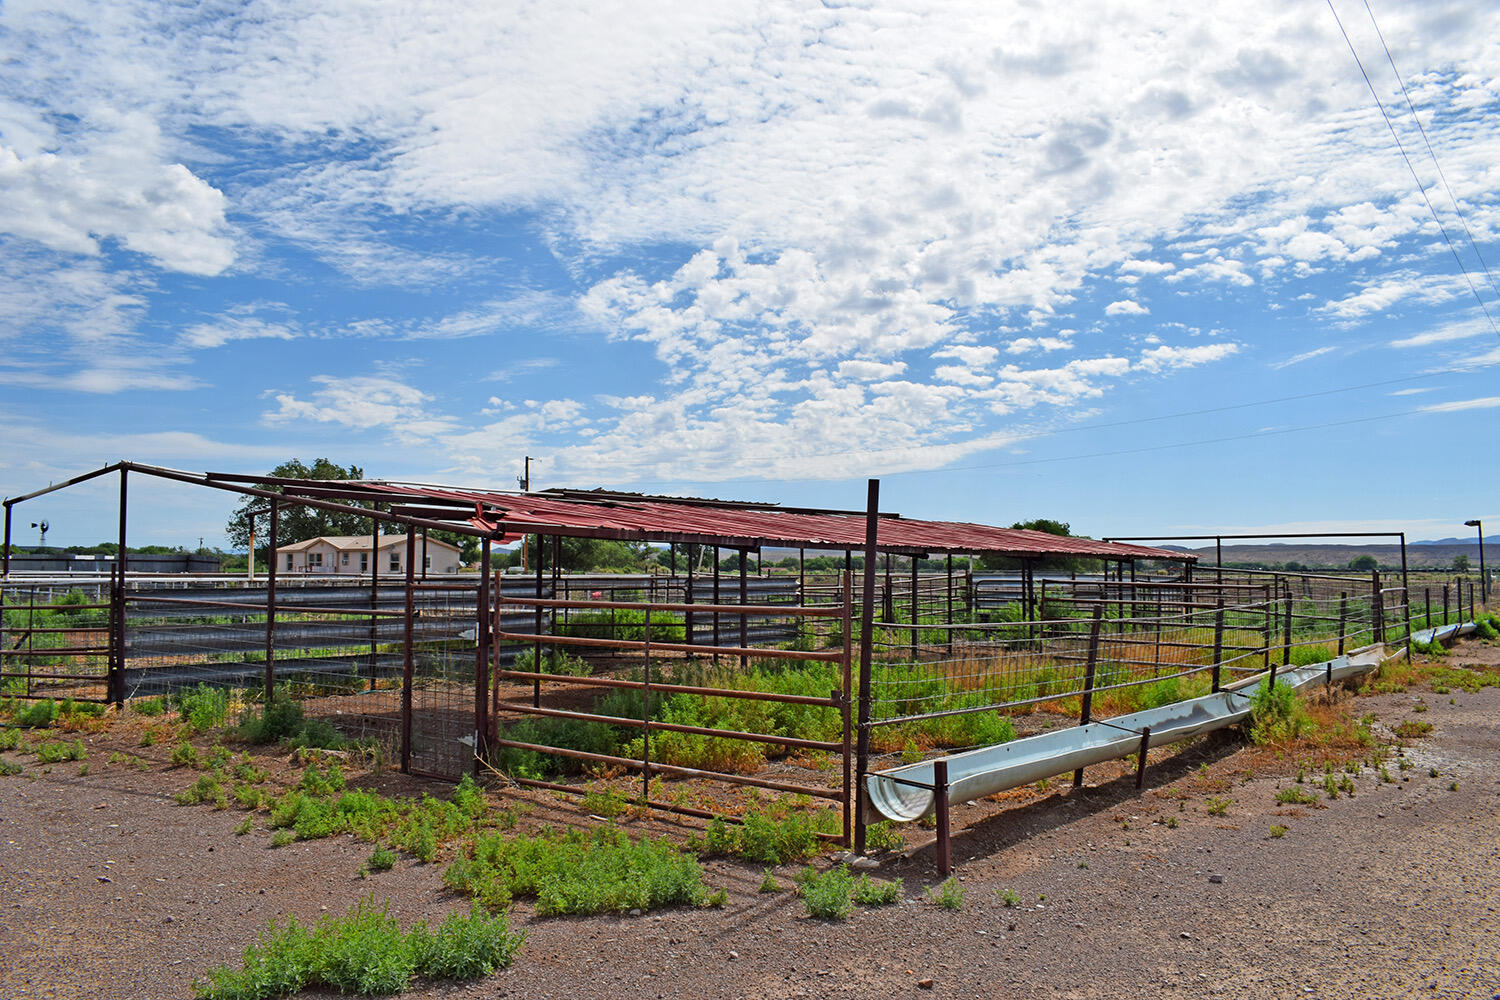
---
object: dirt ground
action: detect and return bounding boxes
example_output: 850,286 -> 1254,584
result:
3,640 -> 1498,1000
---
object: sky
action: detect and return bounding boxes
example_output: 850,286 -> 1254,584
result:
2,0 -> 1499,551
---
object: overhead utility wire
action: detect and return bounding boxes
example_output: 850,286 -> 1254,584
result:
1325,0 -> 1500,340
1363,0 -> 1500,303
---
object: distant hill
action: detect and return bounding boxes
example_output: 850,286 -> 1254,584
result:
1185,542 -> 1490,571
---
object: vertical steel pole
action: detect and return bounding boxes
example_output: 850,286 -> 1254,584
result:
368,517 -> 379,690
854,479 -> 880,856
712,547 -> 721,659
400,531 -> 415,774
474,540 -> 492,773
642,612 -> 652,806
934,757 -> 951,877
2,503 -> 11,577
1399,533 -> 1411,655
739,548 -> 749,668
909,555 -> 919,660
1338,593 -> 1348,656
1424,587 -> 1432,628
1134,726 -> 1151,789
1443,583 -> 1450,626
534,537 -> 544,707
111,467 -> 129,705
1072,606 -> 1105,789
1282,579 -> 1293,667
840,570 -> 854,847
1211,598 -> 1224,694
1372,570 -> 1384,646
685,543 -> 696,648
264,499 -> 279,705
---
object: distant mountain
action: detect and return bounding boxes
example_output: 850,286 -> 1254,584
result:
1412,537 -> 1466,546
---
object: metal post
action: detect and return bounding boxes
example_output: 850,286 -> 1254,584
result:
1372,570 -> 1384,645
910,555 -> 919,661
420,526 -> 428,580
534,537 -> 544,707
2,503 -> 12,577
1424,588 -> 1431,628
474,541 -> 492,773
1072,606 -> 1105,789
264,498 -> 279,705
1337,592 -> 1348,656
934,757 -> 951,877
1211,598 -> 1224,694
739,549 -> 749,669
1282,579 -> 1293,667
946,553 -> 955,657
1443,583 -> 1450,626
1261,584 -> 1272,671
369,519 -> 379,690
854,479 -> 880,856
712,546 -> 721,659
1134,726 -> 1151,790
642,611 -> 652,806
400,531 -> 415,773
840,569 -> 854,847
685,543 -> 696,648
111,467 -> 129,705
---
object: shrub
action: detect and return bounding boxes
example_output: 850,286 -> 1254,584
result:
928,877 -> 965,911
702,808 -> 829,865
851,874 -> 900,906
177,773 -> 229,809
408,903 -> 525,980
34,739 -> 86,763
235,697 -> 306,744
13,699 -> 58,729
367,846 -> 397,873
798,865 -> 854,920
177,685 -> 230,733
1249,681 -> 1309,745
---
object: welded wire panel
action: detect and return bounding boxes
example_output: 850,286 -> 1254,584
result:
0,584 -> 112,700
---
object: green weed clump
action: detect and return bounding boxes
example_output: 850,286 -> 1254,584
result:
177,773 -> 230,809
1275,786 -> 1318,806
443,826 -> 709,917
194,897 -> 523,1000
12,699 -> 58,729
701,807 -> 832,864
1248,681 -> 1310,745
852,873 -> 900,906
265,774 -> 493,861
796,865 -> 854,920
863,821 -> 905,852
1289,644 -> 1334,667
34,739 -> 86,764
177,685 -> 230,733
234,697 -> 307,744
927,877 -> 965,911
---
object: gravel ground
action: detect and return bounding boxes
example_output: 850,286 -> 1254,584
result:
3,640 -> 1498,1000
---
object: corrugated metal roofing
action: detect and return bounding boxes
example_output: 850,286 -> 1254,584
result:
350,482 -> 1192,562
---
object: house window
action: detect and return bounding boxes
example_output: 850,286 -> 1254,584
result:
309,552 -> 322,568
424,555 -> 431,569
341,553 -> 349,565
286,553 -> 294,571
360,553 -> 368,572
389,551 -> 400,572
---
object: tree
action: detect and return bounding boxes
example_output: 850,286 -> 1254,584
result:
978,518 -> 1080,572
1453,553 -> 1470,572
225,459 -> 368,552
1348,555 -> 1379,572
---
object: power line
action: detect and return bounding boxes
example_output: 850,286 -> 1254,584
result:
1363,0 -> 1500,303
1325,0 -> 1500,340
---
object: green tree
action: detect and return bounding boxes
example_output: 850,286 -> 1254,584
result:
1453,553 -> 1470,572
1348,555 -> 1379,572
978,518 -> 1081,572
225,458 -> 369,552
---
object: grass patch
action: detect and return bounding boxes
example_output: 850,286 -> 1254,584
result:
194,897 -> 523,1000
1269,824 -> 1288,838
796,865 -> 854,920
177,684 -> 230,734
700,807 -> 833,864
444,826 -> 709,917
851,873 -> 900,906
1394,720 -> 1434,739
34,738 -> 86,764
1275,786 -> 1318,806
927,877 -> 965,911
1248,681 -> 1310,745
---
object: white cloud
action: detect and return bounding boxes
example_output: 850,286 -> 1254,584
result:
1136,342 -> 1240,373
1418,395 -> 1500,414
1104,299 -> 1149,317
180,316 -> 297,349
1270,346 -> 1335,369
265,375 -> 459,443
1388,316 -> 1491,349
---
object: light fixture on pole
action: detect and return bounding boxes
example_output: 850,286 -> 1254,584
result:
1464,519 -> 1486,604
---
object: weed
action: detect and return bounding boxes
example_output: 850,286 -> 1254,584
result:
582,788 -> 628,819
407,903 -> 525,981
1429,766 -> 1440,778
270,829 -> 296,848
702,808 -> 830,865
851,873 -> 900,906
1275,787 -> 1319,806
1395,721 -> 1434,739
76,762 -> 89,777
927,877 -> 965,911
1269,824 -> 1288,838
235,697 -> 306,744
863,820 -> 905,853
1323,774 -> 1339,799
997,888 -> 1019,907
177,684 -> 229,734
1448,780 -> 1459,792
0,760 -> 21,776
445,826 -> 709,917
1379,766 -> 1394,783
34,739 -> 86,764
177,773 -> 229,809
132,696 -> 167,717
1295,765 -> 1306,783
1413,702 -> 1428,713
798,865 -> 854,920
1338,775 -> 1355,796
758,869 -> 782,893
13,699 -> 58,729
233,783 -> 267,810
1165,816 -> 1179,829
1205,797 -> 1230,817
170,743 -> 200,769
1249,681 -> 1309,745
706,887 -> 729,907
233,817 -> 253,836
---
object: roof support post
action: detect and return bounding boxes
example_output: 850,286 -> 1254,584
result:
854,478 -> 880,856
264,498 -> 279,705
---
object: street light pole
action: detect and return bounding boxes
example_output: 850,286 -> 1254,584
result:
1465,519 -> 1487,605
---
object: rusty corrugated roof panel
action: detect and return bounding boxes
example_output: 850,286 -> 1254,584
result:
355,482 -> 1193,562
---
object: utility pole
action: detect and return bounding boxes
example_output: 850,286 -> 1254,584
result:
518,457 -> 532,572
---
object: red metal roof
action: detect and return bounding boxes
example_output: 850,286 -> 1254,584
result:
355,482 -> 1193,562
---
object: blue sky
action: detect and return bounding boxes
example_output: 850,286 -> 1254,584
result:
2,1 -> 1498,550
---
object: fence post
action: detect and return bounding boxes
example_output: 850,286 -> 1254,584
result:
1424,587 -> 1431,628
1211,598 -> 1224,694
934,757 -> 951,877
1134,726 -> 1151,789
1281,579 -> 1293,667
853,479 -> 880,856
642,612 -> 652,807
909,557 -> 919,661
400,532 -> 415,774
1337,592 -> 1348,656
841,570 -> 854,848
1371,570 -> 1384,645
1261,584 -> 1272,671
1443,583 -> 1450,626
473,546 -> 492,774
264,498 -> 279,705
1072,606 -> 1105,789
